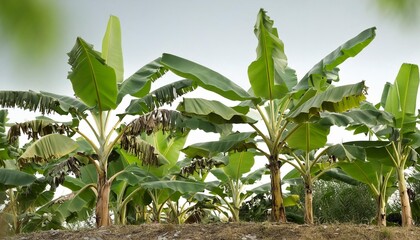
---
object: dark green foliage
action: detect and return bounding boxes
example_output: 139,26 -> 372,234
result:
239,193 -> 270,222
287,180 -> 376,224
408,169 -> 420,225
313,180 -> 376,223
389,167 -> 420,226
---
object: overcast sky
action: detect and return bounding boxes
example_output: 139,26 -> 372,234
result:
2,0 -> 420,104
2,1 -> 420,182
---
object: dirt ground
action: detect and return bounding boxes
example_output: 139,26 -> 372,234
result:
4,222 -> 420,240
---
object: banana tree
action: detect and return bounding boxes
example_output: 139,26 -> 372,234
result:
181,131 -> 261,221
325,143 -> 397,226
110,130 -> 207,224
161,9 -> 376,222
0,15 -> 243,227
282,149 -> 336,224
381,63 -> 419,227
344,63 -> 420,227
207,153 -> 267,222
281,102 -> 395,224
0,110 -> 65,234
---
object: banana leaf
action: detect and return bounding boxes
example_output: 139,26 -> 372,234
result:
178,98 -> 256,124
67,37 -> 117,111
248,9 -> 297,100
19,134 -> 78,164
161,53 -> 252,101
102,15 -> 124,83
117,58 -> 168,104
294,27 -> 376,91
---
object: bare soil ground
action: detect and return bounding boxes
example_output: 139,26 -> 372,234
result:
4,222 -> 420,240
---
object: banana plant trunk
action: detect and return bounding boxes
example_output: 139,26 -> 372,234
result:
397,168 -> 412,227
96,167 -> 111,227
304,180 -> 314,224
268,156 -> 286,222
377,193 -> 387,226
116,205 -> 127,225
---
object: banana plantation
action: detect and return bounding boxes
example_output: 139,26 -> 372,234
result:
1,9 -> 420,235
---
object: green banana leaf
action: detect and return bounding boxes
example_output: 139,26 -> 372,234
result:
63,175 -> 87,191
142,131 -> 188,167
205,180 -> 227,198
404,130 -> 420,149
337,141 -> 394,166
33,190 -> 55,207
60,164 -> 97,215
210,169 -> 229,183
241,167 -> 268,185
102,15 -> 124,83
175,116 -> 233,136
294,27 -> 376,91
177,98 -> 256,124
327,142 -> 396,197
40,91 -> 90,114
117,58 -> 168,104
338,161 -> 394,189
119,130 -> 187,178
318,168 -> 360,186
66,194 -> 90,213
62,164 -> 98,191
286,122 -> 330,151
248,9 -> 297,99
0,168 -> 36,187
141,180 -> 206,194
282,167 -> 305,184
79,163 -> 98,184
161,53 -> 252,101
287,81 -> 366,122
320,103 -> 393,128
0,90 -> 87,115
8,118 -> 75,144
383,63 -> 419,133
19,134 -> 78,163
222,151 -> 254,181
57,185 -> 96,220
67,37 -> 118,110
124,79 -> 196,115
182,132 -> 257,158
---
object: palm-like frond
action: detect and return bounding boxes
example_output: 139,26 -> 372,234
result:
124,79 -> 196,115
123,109 -> 186,136
120,135 -> 159,166
294,27 -> 376,91
180,157 -> 224,177
0,91 -> 89,117
248,9 -> 296,100
287,81 -> 367,122
19,134 -> 79,164
121,109 -> 189,166
161,53 -> 252,101
0,90 -> 63,115
117,57 -> 169,104
7,119 -> 75,144
46,156 -> 81,190
67,37 -> 118,111
40,91 -> 90,115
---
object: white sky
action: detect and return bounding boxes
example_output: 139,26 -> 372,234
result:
2,1 -> 420,102
2,1 -> 420,178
